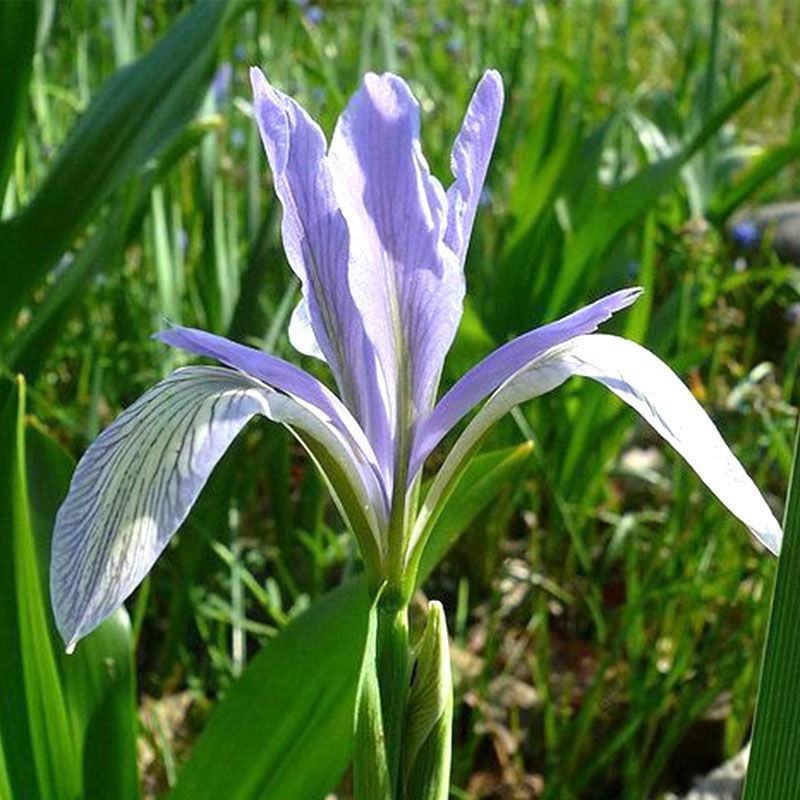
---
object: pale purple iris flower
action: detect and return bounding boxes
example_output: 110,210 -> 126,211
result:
51,68 -> 782,652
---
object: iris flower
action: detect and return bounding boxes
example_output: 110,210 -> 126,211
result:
51,68 -> 781,653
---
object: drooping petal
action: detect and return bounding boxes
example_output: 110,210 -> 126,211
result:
154,326 -> 382,480
445,69 -> 504,265
328,72 -> 463,457
412,335 -> 781,563
52,367 -> 385,651
410,287 -> 642,479
250,68 -> 391,472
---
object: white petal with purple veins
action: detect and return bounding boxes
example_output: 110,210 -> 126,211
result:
52,367 -> 384,651
412,335 -> 781,562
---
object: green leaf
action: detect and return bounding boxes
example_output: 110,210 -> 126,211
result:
0,381 -> 139,800
743,421 -> 800,800
707,131 -> 800,225
0,0 -> 234,333
413,443 -> 534,589
6,117 -> 220,379
0,0 -> 38,198
546,73 -> 771,317
0,377 -> 80,800
172,578 -> 372,800
25,423 -> 139,800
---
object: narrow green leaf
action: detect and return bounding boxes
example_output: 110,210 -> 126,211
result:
0,0 -> 38,199
0,378 -> 80,800
6,118 -> 220,378
547,73 -> 771,316
25,423 -> 140,800
0,0 -> 233,333
743,422 -> 800,800
414,443 -> 534,588
708,132 -> 800,225
172,578 -> 371,800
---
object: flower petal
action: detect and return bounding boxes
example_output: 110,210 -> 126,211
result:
413,335 -> 781,563
52,367 -> 385,651
445,70 -> 504,265
250,68 -> 390,468
288,297 -> 326,361
328,72 -> 463,449
154,325 -> 383,481
410,288 -> 642,479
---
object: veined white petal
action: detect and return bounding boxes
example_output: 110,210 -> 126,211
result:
52,367 -> 384,651
412,335 -> 781,564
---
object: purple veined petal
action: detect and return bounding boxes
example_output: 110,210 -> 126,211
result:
445,69 -> 504,266
155,325 -> 382,479
409,287 -> 642,480
249,68 -> 392,474
52,367 -> 386,651
328,72 -> 464,454
410,334 -> 781,566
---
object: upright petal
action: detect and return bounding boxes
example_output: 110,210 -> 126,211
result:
412,335 -> 781,563
445,70 -> 504,265
410,288 -> 642,479
52,367 -> 386,651
250,68 -> 391,475
328,72 -> 463,465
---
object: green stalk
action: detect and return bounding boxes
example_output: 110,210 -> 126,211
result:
742,421 -> 800,799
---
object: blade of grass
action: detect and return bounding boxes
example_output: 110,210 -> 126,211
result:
546,73 -> 771,317
0,0 -> 234,334
0,378 -> 79,800
742,421 -> 800,800
0,0 -> 38,201
707,131 -> 800,225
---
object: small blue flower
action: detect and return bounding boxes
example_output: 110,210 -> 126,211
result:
177,229 -> 189,257
304,5 -> 324,25
731,220 -> 761,250
446,37 -> 462,56
212,62 -> 233,106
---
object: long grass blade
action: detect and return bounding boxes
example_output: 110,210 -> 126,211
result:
742,422 -> 800,799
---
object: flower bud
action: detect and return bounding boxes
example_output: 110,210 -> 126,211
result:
402,601 -> 453,800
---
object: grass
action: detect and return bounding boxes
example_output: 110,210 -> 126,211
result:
2,1 -> 799,798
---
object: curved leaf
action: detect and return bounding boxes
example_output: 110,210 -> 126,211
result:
172,578 -> 371,800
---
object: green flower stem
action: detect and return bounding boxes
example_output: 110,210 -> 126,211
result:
376,598 -> 411,796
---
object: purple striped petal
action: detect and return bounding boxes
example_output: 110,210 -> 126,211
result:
409,287 -> 642,479
250,68 -> 391,475
154,326 -> 384,491
414,336 -> 781,559
328,73 -> 463,458
445,70 -> 504,265
52,367 -> 385,651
